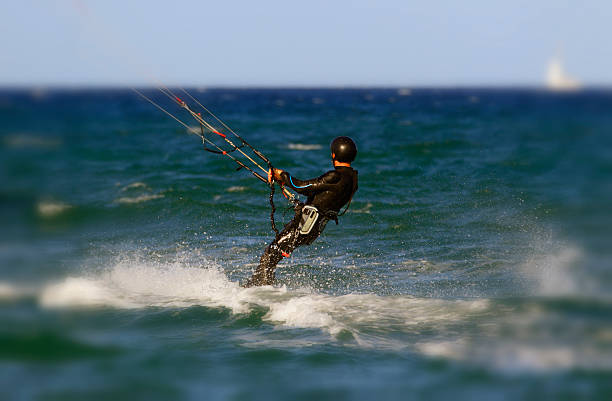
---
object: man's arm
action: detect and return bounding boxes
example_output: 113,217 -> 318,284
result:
271,168 -> 341,196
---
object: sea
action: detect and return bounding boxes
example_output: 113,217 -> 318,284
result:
0,87 -> 611,400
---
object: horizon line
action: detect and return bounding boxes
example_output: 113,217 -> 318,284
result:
1,83 -> 612,91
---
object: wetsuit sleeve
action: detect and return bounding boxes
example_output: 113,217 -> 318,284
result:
279,170 -> 341,196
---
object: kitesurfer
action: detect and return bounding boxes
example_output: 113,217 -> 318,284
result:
244,136 -> 358,287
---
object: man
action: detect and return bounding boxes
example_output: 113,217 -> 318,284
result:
244,136 -> 358,287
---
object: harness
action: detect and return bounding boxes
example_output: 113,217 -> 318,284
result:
296,169 -> 358,234
298,205 -> 319,235
338,169 -> 358,217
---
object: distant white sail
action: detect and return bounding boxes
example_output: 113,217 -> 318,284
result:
546,57 -> 581,91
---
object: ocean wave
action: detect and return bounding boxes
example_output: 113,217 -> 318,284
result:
417,334 -> 611,372
350,202 -> 372,214
2,133 -> 62,149
226,186 -> 248,192
287,143 -> 323,151
0,281 -> 36,300
523,245 -> 605,298
41,277 -> 137,309
36,201 -> 72,217
0,282 -> 24,300
533,247 -> 582,296
120,182 -> 150,192
27,251 -> 612,372
35,256 -> 489,341
115,194 -> 164,204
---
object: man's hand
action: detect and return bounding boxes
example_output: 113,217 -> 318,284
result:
268,168 -> 283,183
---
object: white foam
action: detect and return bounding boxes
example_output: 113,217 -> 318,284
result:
350,202 -> 372,214
115,194 -> 164,204
34,256 -> 489,340
265,295 -> 339,333
27,253 -> 612,372
39,260 -> 247,312
36,201 -> 72,217
226,186 -> 248,192
287,143 -> 323,151
106,260 -> 249,312
417,340 -> 465,360
417,339 -> 607,372
0,281 -> 33,300
524,246 -> 586,296
121,182 -> 150,192
41,277 -> 136,309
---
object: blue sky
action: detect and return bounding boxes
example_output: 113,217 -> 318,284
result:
1,0 -> 611,86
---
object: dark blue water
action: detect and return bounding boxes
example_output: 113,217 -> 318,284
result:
1,88 -> 611,400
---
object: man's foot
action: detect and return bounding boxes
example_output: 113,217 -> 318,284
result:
242,270 -> 275,287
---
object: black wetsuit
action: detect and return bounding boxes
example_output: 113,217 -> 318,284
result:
245,166 -> 358,286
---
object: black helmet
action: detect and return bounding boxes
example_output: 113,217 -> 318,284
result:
330,136 -> 357,163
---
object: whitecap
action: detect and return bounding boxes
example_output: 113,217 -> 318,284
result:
524,246 -> 584,297
416,339 -> 608,372
3,134 -> 61,149
24,248 -> 610,373
40,277 -> 137,309
121,182 -> 150,192
226,186 -> 248,192
287,143 -> 323,151
34,255 -> 489,339
37,201 -> 72,217
350,202 -> 372,214
115,194 -> 164,204
0,281 -> 34,300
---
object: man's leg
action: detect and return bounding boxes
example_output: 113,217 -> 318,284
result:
244,213 -> 329,287
244,216 -> 300,287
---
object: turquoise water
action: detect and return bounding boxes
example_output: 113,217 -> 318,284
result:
1,88 -> 611,400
